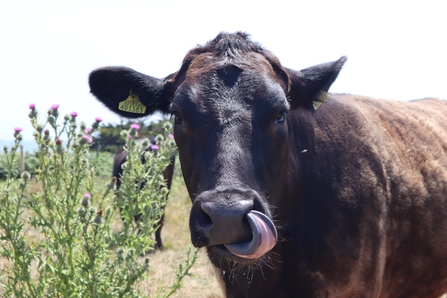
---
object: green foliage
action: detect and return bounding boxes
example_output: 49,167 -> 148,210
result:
0,151 -> 41,180
88,152 -> 115,178
0,106 -> 196,297
94,117 -> 172,153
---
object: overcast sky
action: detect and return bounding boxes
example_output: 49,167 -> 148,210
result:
1,0 -> 446,141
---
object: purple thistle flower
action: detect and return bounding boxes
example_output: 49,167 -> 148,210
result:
86,127 -> 92,134
130,124 -> 140,130
150,145 -> 159,151
82,134 -> 93,143
84,193 -> 91,199
95,117 -> 102,123
29,103 -> 35,109
70,111 -> 78,117
51,104 -> 59,110
168,134 -> 174,140
14,127 -> 23,133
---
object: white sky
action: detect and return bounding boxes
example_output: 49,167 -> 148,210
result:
1,0 -> 446,140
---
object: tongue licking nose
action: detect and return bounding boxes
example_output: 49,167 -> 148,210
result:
224,210 -> 277,259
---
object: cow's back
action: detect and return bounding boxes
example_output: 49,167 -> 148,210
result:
301,95 -> 447,297
360,97 -> 447,297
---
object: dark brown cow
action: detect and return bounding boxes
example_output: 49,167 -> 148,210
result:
88,32 -> 447,297
113,137 -> 175,250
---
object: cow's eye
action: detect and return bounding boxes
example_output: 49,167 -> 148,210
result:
171,113 -> 183,124
275,112 -> 286,124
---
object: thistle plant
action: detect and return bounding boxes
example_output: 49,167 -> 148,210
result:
0,104 -> 197,297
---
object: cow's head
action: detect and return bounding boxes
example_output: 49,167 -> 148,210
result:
89,32 -> 345,269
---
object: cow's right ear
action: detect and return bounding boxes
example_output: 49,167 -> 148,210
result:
89,67 -> 175,118
286,56 -> 347,110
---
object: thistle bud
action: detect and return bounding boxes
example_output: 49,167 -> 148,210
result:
163,121 -> 172,130
160,187 -> 169,195
93,209 -> 103,225
127,248 -> 136,260
21,171 -> 31,182
167,139 -> 175,147
129,128 -> 138,137
55,138 -> 64,154
81,193 -> 91,207
141,138 -> 150,148
117,247 -> 125,261
29,110 -> 37,118
78,207 -> 86,217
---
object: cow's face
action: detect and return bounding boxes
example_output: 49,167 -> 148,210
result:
88,32 -> 345,269
170,54 -> 289,265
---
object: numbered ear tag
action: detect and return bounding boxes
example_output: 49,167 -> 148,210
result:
118,92 -> 147,114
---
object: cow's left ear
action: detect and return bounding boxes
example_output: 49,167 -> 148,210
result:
286,56 -> 347,110
89,67 -> 176,118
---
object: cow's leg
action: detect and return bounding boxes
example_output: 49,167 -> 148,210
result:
132,212 -> 164,251
154,213 -> 165,250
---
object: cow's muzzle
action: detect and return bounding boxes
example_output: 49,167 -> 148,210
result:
189,191 -> 278,259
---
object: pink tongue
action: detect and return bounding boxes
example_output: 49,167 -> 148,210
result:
224,210 -> 277,259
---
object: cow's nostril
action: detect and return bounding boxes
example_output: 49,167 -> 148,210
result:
197,207 -> 212,231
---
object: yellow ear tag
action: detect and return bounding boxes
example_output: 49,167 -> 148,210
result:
118,92 -> 147,114
313,91 -> 328,110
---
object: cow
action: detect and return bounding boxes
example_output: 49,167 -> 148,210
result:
88,32 -> 447,297
113,136 -> 175,250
